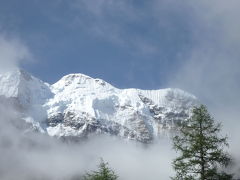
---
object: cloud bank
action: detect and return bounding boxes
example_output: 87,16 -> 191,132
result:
0,100 -> 174,180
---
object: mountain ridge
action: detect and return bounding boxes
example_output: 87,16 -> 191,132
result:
0,68 -> 199,142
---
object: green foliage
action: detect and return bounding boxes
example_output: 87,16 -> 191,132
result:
172,105 -> 232,180
83,159 -> 118,180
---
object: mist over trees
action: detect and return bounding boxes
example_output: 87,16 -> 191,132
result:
0,99 -> 174,180
82,159 -> 118,180
172,105 -> 232,180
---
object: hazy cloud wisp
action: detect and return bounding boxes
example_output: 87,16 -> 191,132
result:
0,34 -> 31,72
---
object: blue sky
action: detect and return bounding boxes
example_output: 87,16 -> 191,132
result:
0,0 -> 240,103
0,0 -> 199,89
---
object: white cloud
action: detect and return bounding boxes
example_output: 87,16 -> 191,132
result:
167,1 -> 240,177
0,33 -> 32,72
69,0 -> 171,55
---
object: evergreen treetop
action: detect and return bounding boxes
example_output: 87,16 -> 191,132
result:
172,105 -> 232,180
83,159 -> 118,180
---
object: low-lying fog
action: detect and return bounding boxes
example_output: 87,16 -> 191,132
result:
0,102 -> 174,180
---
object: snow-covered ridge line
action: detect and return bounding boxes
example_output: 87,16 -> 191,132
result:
0,69 -> 199,143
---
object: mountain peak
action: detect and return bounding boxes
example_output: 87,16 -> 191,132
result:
18,68 -> 33,81
51,72 -> 114,94
62,73 -> 93,81
0,68 -> 52,107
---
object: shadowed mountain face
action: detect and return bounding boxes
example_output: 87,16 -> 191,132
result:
0,69 -> 199,143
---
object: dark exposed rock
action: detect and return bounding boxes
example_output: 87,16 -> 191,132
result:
46,110 -> 152,143
47,113 -> 64,126
138,93 -> 191,132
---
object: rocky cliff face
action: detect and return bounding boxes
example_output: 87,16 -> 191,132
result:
0,69 -> 199,143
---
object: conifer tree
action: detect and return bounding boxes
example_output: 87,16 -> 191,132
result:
83,159 -> 118,180
172,105 -> 232,180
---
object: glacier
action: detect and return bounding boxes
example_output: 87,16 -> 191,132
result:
0,68 -> 199,143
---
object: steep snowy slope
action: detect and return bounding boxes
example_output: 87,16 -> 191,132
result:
0,69 -> 199,142
0,69 -> 53,132
0,69 -> 52,107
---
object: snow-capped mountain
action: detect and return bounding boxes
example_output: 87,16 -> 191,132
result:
0,69 -> 199,142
